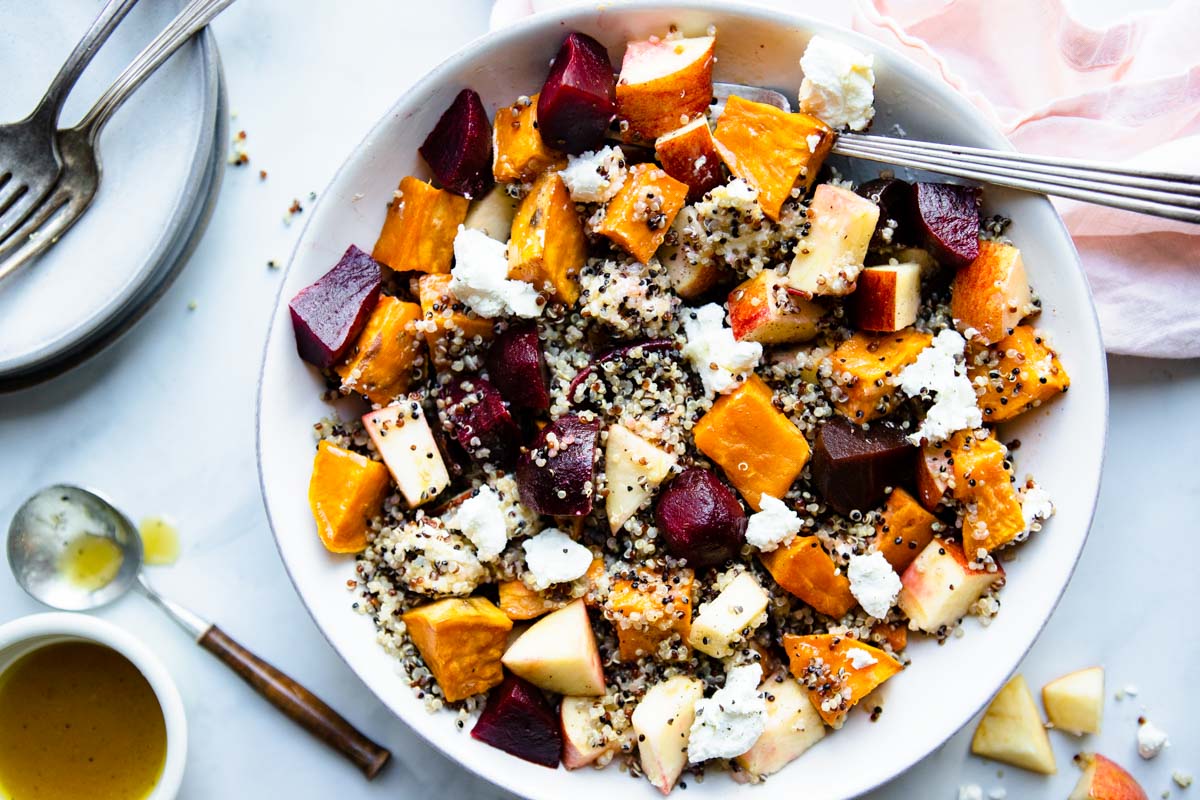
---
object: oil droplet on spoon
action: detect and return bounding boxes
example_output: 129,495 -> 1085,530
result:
57,534 -> 124,591
138,517 -> 179,566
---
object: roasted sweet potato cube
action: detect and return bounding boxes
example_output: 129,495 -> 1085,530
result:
823,329 -> 933,422
595,163 -> 689,264
307,441 -> 390,553
372,176 -> 468,274
946,430 -> 1025,552
783,634 -> 902,728
951,241 -> 1034,344
492,94 -> 567,183
760,536 -> 855,618
655,118 -> 724,201
713,96 -> 833,221
507,171 -> 587,304
498,579 -> 564,621
968,325 -> 1070,423
336,295 -> 425,404
606,568 -> 694,661
417,274 -> 495,373
693,374 -> 811,510
402,597 -> 513,702
874,488 -> 939,572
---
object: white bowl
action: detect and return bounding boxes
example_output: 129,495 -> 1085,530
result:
257,4 -> 1108,798
0,612 -> 188,800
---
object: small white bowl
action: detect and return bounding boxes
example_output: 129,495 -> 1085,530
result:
0,612 -> 188,800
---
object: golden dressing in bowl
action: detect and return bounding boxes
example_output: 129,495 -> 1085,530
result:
0,641 -> 167,800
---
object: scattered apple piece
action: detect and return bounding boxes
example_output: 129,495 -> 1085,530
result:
896,538 -> 1003,633
787,184 -> 880,297
595,163 -> 689,264
952,241 -> 1034,345
968,325 -> 1070,422
728,270 -> 824,345
616,34 -> 715,140
658,206 -> 724,299
851,262 -> 922,332
873,487 -> 939,572
631,675 -> 705,795
463,183 -> 520,241
970,674 -> 1057,774
693,374 -> 811,510
688,571 -> 770,658
783,634 -> 902,728
734,673 -> 826,777
402,596 -> 513,703
508,171 -> 587,304
335,295 -> 425,404
1043,666 -> 1104,736
713,95 -> 833,220
823,328 -> 933,422
493,93 -> 567,183
1069,753 -> 1148,800
372,176 -> 468,274
604,423 -> 677,532
502,599 -> 606,696
363,400 -> 450,507
760,536 -> 855,618
561,696 -> 618,769
307,441 -> 390,553
655,117 -> 724,200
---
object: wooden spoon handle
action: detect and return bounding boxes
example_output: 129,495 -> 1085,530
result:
198,625 -> 390,779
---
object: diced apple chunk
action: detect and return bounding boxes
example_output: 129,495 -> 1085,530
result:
659,206 -> 724,299
728,270 -> 824,345
502,599 -> 606,696
561,696 -> 617,769
363,400 -> 450,507
616,35 -> 715,140
688,571 -> 770,657
787,184 -> 880,297
632,675 -> 705,795
1069,753 -> 1148,800
971,674 -> 1057,775
897,539 -> 1003,633
851,262 -> 922,332
951,241 -> 1034,344
655,117 -> 724,201
735,674 -> 826,777
1043,666 -> 1104,736
463,183 -> 520,241
604,423 -> 677,533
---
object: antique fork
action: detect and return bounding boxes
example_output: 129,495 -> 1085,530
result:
0,0 -> 142,245
714,83 -> 1200,225
0,0 -> 238,284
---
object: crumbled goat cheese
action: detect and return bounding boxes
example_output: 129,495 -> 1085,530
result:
444,486 -> 508,561
958,785 -> 984,800
687,663 -> 767,763
1021,485 -> 1054,533
745,494 -> 802,552
988,789 -> 1007,800
797,36 -> 876,131
1137,719 -> 1170,759
522,528 -> 593,590
450,226 -> 542,318
682,303 -> 763,397
898,329 -> 982,444
845,647 -> 878,669
847,551 -> 901,619
559,146 -> 627,203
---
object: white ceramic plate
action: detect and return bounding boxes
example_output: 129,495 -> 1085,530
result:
258,5 -> 1108,798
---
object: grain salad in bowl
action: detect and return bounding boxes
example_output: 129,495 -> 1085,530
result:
283,25 -> 1071,797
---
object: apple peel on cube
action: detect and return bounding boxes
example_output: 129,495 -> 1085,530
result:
787,184 -> 880,298
970,674 -> 1057,775
631,674 -> 705,795
501,599 -> 606,696
616,35 -> 715,140
897,539 -> 1003,634
851,262 -> 922,332
735,673 -> 826,778
561,696 -> 616,769
728,270 -> 824,345
1069,753 -> 1148,800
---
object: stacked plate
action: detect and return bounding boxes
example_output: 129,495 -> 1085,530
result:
0,0 -> 226,390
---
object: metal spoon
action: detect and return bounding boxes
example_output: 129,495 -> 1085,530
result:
7,484 -> 391,779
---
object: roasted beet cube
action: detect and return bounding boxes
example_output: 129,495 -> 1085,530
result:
655,467 -> 746,568
419,88 -> 494,199
288,245 -> 382,368
914,182 -> 981,269
813,416 -> 915,516
440,378 -> 522,465
537,33 -> 617,154
516,415 -> 599,516
858,177 -> 916,247
471,674 -> 562,768
487,323 -> 550,412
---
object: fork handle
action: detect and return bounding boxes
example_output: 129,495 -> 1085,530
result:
31,0 -> 142,124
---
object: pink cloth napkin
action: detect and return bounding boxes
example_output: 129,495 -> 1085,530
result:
490,0 -> 1200,358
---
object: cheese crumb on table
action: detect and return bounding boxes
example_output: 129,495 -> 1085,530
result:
847,551 -> 901,619
797,35 -> 876,131
681,303 -> 763,397
1137,718 -> 1170,759
450,226 -> 542,319
444,486 -> 508,561
522,528 -> 593,590
898,329 -> 982,444
958,784 -> 984,800
687,663 -> 767,762
744,493 -> 802,552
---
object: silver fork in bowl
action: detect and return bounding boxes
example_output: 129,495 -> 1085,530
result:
0,0 -> 238,285
0,0 -> 142,244
714,83 -> 1200,225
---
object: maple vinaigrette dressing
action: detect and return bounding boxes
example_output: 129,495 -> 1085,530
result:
0,641 -> 167,800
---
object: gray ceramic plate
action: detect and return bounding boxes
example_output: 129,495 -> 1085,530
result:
0,0 -> 226,390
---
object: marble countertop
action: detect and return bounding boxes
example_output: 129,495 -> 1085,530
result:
1,1 -> 1194,798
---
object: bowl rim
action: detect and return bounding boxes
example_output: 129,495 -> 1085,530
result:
255,3 -> 1109,797
0,611 -> 189,800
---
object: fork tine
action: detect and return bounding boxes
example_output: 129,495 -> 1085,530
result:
0,191 -> 74,285
0,183 -> 53,248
